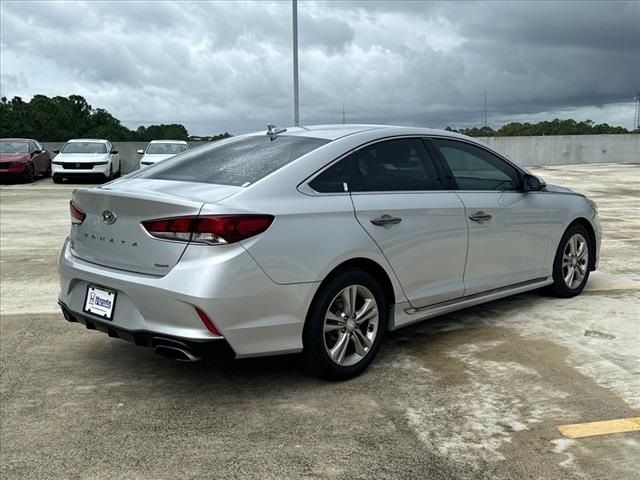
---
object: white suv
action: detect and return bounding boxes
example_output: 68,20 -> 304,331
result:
138,140 -> 189,168
52,139 -> 120,183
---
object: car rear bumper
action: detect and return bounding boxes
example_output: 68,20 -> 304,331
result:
58,237 -> 318,358
58,300 -> 235,358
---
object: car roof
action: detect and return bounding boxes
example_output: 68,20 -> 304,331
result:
148,140 -> 188,144
250,124 -> 476,142
1,138 -> 33,142
67,138 -> 110,143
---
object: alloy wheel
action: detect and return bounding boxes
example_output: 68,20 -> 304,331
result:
562,233 -> 589,289
323,284 -> 379,367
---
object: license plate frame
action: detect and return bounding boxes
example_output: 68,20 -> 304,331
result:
83,284 -> 117,320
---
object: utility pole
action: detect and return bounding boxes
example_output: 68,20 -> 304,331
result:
483,90 -> 488,128
292,0 -> 300,127
634,92 -> 640,131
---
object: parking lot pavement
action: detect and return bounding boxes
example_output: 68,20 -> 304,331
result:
1,164 -> 639,479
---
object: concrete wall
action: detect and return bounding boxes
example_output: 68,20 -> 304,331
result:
44,141 -> 208,174
44,135 -> 639,174
477,134 -> 639,167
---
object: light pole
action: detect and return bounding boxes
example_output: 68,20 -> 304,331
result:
292,0 -> 299,126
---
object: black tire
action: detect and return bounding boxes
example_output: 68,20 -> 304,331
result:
52,175 -> 63,184
302,269 -> 387,380
23,163 -> 35,183
44,161 -> 52,178
548,223 -> 592,298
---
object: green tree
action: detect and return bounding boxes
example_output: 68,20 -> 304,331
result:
0,94 -> 193,141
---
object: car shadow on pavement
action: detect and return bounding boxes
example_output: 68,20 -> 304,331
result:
73,289 -> 551,394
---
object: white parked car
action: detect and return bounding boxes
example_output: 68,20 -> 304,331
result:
52,139 -> 120,183
138,140 -> 189,168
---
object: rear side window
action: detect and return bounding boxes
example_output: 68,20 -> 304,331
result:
139,136 -> 329,186
433,138 -> 521,191
310,138 -> 443,193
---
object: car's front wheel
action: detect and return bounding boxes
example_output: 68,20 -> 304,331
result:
549,224 -> 592,297
23,163 -> 35,183
303,269 -> 387,380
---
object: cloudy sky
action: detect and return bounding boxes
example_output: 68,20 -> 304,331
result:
1,0 -> 638,135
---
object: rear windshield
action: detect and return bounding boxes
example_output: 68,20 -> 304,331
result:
146,143 -> 188,155
137,135 -> 330,186
62,142 -> 108,154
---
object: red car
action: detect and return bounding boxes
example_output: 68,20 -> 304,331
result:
0,138 -> 52,182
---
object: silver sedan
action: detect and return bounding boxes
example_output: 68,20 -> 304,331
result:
58,125 -> 601,379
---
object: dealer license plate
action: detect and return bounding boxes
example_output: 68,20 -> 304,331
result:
83,285 -> 117,320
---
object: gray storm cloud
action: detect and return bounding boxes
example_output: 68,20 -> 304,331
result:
1,0 -> 638,134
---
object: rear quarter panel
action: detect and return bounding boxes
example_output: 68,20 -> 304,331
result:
217,191 -> 409,305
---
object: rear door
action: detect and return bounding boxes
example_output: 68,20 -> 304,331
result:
430,137 -> 551,295
313,137 -> 468,308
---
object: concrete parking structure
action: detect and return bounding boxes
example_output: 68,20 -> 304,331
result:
1,163 -> 638,479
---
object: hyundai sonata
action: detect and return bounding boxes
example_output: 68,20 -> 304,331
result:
58,125 -> 601,379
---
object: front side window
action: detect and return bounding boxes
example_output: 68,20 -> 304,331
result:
146,143 -> 188,155
432,138 -> 521,191
61,142 -> 108,154
138,135 -> 330,186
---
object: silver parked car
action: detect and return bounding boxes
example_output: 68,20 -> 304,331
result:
58,125 -> 601,379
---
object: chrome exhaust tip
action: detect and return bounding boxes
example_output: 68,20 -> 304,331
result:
153,344 -> 201,362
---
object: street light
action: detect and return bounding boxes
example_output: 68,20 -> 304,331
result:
292,0 -> 299,126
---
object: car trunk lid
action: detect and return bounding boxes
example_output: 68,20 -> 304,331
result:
69,180 -> 241,275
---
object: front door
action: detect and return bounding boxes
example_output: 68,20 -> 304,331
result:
430,137 -> 551,295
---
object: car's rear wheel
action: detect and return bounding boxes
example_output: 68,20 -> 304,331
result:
549,224 -> 592,297
303,269 -> 387,380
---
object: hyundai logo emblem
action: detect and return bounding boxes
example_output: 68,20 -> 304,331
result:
101,210 -> 117,225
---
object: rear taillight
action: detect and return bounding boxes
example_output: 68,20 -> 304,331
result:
141,214 -> 274,245
70,201 -> 86,225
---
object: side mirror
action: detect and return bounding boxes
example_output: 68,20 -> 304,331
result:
523,173 -> 545,192
53,149 -> 60,154
137,149 -> 144,155
110,150 -> 119,154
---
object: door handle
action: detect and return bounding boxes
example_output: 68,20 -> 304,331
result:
468,211 -> 492,223
371,215 -> 402,227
